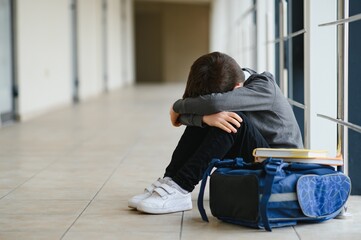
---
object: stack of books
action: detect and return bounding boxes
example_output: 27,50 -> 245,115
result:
252,148 -> 343,166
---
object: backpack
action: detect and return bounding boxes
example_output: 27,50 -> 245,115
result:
197,158 -> 351,231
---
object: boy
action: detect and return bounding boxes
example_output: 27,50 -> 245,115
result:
128,52 -> 303,214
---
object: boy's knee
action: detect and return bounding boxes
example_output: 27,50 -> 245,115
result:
233,111 -> 247,119
233,111 -> 250,126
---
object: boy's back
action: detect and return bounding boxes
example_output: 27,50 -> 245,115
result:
173,69 -> 303,148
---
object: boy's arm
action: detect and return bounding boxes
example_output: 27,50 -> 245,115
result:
177,112 -> 242,133
177,114 -> 204,127
173,77 -> 275,115
170,106 -> 204,127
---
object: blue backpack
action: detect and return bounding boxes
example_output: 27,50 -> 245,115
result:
198,158 -> 351,231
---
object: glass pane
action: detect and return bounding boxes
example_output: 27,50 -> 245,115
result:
286,34 -> 304,104
274,42 -> 280,86
286,0 -> 304,34
348,0 -> 361,194
274,0 -> 280,85
293,106 -> 304,143
272,0 -> 306,140
285,0 -> 304,105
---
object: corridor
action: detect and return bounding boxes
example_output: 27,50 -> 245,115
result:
0,84 -> 360,240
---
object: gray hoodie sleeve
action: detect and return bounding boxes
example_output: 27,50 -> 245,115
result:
178,114 -> 204,127
173,75 -> 276,115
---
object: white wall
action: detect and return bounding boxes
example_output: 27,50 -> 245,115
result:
16,0 -> 72,120
210,0 -> 257,70
77,0 -> 134,96
304,0 -> 338,155
123,0 -> 135,85
210,0 -> 275,72
107,0 -> 122,90
14,0 -> 135,121
77,0 -> 103,99
106,0 -> 135,88
257,0 -> 275,73
209,0 -> 227,52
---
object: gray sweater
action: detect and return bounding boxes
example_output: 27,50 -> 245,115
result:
173,71 -> 304,148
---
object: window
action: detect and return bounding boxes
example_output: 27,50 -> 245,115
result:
274,0 -> 305,142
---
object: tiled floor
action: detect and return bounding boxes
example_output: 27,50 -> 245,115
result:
0,84 -> 360,240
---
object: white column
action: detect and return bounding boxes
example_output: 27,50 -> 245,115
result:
77,0 -> 103,99
304,0 -> 338,155
106,0 -> 122,90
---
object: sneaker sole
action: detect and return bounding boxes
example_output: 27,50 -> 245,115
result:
128,204 -> 137,209
137,202 -> 193,214
128,199 -> 142,209
128,194 -> 153,209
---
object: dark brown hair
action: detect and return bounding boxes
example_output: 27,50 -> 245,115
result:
183,52 -> 245,98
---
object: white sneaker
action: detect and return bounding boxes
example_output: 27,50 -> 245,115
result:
137,183 -> 192,214
128,178 -> 164,208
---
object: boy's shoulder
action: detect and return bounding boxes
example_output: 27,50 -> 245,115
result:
244,70 -> 275,86
243,68 -> 275,81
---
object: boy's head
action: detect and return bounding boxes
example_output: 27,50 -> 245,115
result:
183,52 -> 245,98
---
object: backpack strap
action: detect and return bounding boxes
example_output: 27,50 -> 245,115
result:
260,158 -> 288,231
198,159 -> 219,222
198,158 -> 245,222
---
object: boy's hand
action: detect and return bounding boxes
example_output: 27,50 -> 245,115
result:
203,112 -> 242,133
170,107 -> 182,127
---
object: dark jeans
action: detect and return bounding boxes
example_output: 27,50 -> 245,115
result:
164,112 -> 270,192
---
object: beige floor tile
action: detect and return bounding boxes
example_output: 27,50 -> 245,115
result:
0,173 -> 34,189
49,156 -> 122,169
182,206 -> 299,240
294,219 -> 361,240
181,227 -> 299,240
81,200 -> 130,215
0,231 -> 63,240
0,156 -> 54,170
22,170 -> 111,188
0,188 -> 12,198
0,150 -> 65,158
294,196 -> 361,240
0,214 -> 76,232
0,145 -> 76,156
94,164 -> 166,200
0,84 -> 360,239
97,188 -> 145,202
0,198 -> 83,237
0,199 -> 88,215
63,231 -> 179,240
4,186 -> 99,200
70,208 -> 182,233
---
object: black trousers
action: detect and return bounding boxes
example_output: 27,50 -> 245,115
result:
164,112 -> 269,192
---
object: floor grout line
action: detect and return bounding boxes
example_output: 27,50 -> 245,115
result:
0,135 -> 97,201
0,85 -> 360,239
59,142 -> 139,239
59,114 -> 158,240
292,226 -> 302,240
179,211 -> 185,240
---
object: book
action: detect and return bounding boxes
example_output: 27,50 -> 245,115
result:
252,148 -> 328,159
254,156 -> 343,166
